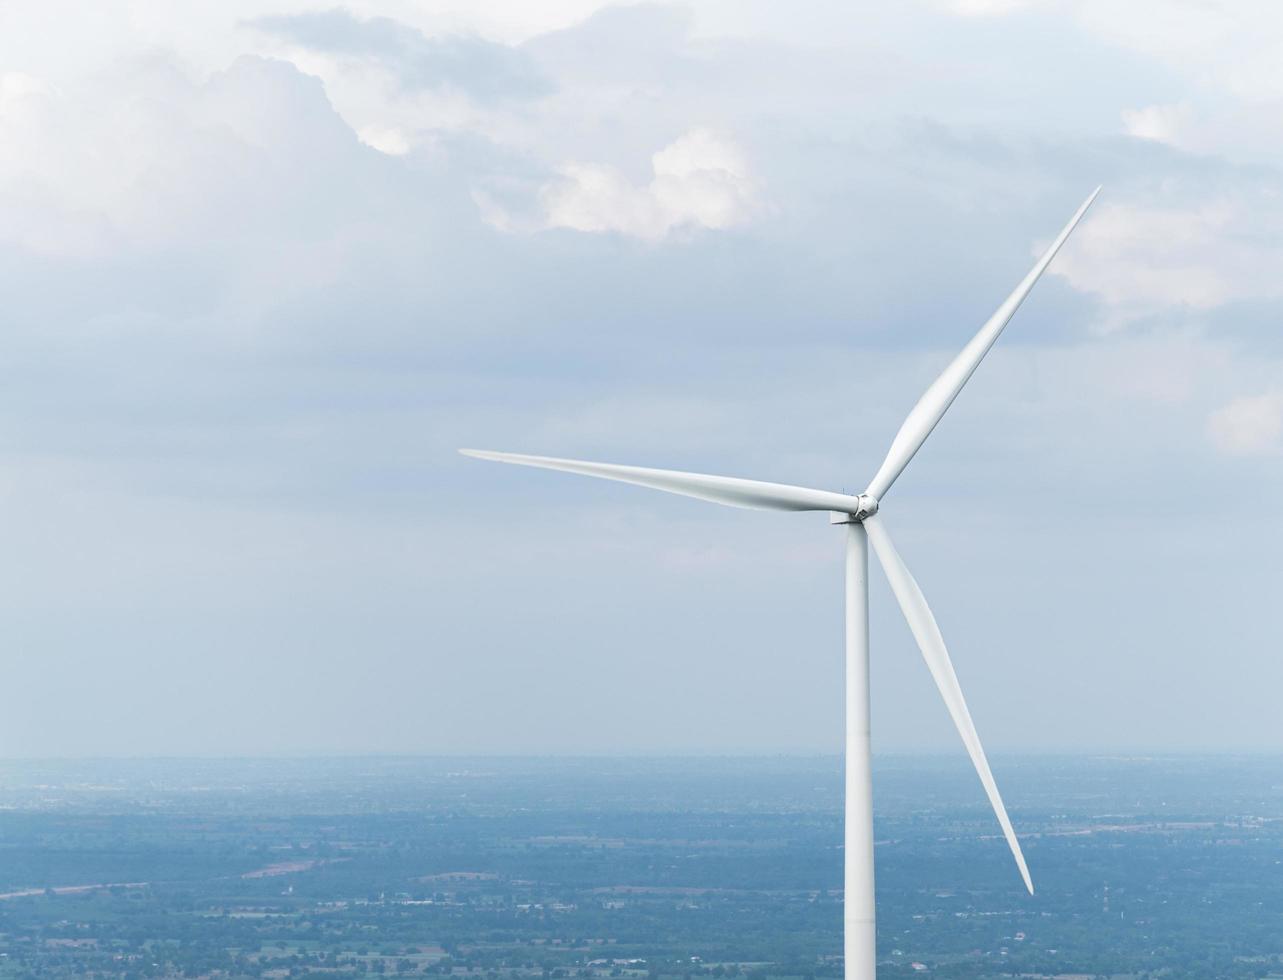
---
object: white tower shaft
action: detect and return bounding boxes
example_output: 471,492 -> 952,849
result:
844,522 -> 875,980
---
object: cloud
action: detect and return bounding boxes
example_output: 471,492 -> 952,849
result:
523,3 -> 694,82
6,0 -> 1283,755
532,128 -> 761,241
356,123 -> 411,155
1207,392 -> 1283,455
246,8 -> 551,102
0,71 -> 50,110
1047,193 -> 1283,329
1121,103 -> 1190,144
943,0 -> 1045,15
0,55 -> 382,258
1068,1 -> 1283,99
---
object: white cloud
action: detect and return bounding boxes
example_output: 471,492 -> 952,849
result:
937,0 -> 1283,109
1121,103 -> 1190,144
1048,197 -> 1283,328
536,128 -> 761,241
1051,202 -> 1233,312
1069,1 -> 1282,98
0,71 -> 51,112
357,124 -> 411,155
1207,392 -> 1283,455
944,0 -> 1045,15
5,0 -> 1283,754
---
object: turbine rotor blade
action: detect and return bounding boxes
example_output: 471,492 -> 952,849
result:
866,188 -> 1100,501
864,514 -> 1034,894
460,449 -> 865,513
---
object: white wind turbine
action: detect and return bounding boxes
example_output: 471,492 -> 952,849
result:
461,188 -> 1100,980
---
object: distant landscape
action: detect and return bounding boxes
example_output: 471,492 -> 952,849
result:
1,756 -> 1281,980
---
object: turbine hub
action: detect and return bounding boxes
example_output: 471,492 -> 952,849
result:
829,493 -> 879,524
856,493 -> 879,520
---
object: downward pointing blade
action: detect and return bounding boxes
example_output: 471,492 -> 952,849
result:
865,188 -> 1100,501
459,449 -> 865,512
864,514 -> 1034,894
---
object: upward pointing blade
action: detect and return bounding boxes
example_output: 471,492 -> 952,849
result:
459,449 -> 865,512
865,188 -> 1100,501
864,514 -> 1034,895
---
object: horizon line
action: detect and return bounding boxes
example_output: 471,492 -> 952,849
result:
4,749 -> 1283,763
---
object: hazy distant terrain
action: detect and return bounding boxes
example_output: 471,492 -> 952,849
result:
1,756 -> 1281,979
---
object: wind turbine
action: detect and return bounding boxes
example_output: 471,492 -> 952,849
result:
461,188 -> 1100,980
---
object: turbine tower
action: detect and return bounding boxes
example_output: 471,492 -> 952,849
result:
461,188 -> 1100,980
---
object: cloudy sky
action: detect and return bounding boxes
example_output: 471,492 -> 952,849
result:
1,0 -> 1281,757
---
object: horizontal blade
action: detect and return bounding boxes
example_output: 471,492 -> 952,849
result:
865,514 -> 1034,894
866,187 -> 1100,501
460,449 -> 864,512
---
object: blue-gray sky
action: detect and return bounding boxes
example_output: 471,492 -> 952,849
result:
1,0 -> 1280,757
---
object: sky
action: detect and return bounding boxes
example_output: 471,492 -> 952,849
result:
1,0 -> 1282,757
